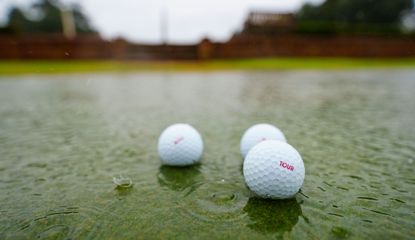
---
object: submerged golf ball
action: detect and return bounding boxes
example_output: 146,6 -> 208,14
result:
157,123 -> 203,166
240,123 -> 286,158
243,140 -> 305,199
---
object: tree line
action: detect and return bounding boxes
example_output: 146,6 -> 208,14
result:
0,0 -> 94,35
296,0 -> 414,34
0,0 -> 414,36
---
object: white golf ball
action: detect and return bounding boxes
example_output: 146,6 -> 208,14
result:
243,140 -> 305,199
240,123 -> 287,158
157,124 -> 203,166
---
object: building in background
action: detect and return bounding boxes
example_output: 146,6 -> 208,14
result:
240,12 -> 295,36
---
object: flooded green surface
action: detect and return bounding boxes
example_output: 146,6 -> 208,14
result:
0,70 -> 414,239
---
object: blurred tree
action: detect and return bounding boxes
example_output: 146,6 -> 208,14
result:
4,0 -> 95,35
31,0 -> 63,33
71,4 -> 94,33
0,26 -> 15,34
296,0 -> 414,34
7,7 -> 29,33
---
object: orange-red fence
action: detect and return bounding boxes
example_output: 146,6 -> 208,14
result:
1,34 -> 415,60
210,35 -> 415,58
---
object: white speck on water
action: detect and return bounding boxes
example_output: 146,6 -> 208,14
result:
113,175 -> 133,188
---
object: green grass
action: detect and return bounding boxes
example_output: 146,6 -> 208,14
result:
1,58 -> 415,75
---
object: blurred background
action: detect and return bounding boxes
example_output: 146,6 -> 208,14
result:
0,0 -> 414,61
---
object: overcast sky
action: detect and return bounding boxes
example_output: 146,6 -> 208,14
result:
0,0 -> 324,44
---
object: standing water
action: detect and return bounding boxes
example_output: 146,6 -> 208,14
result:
0,70 -> 414,239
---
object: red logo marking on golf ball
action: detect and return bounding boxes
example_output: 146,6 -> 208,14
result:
260,137 -> 267,142
173,136 -> 184,145
279,161 -> 294,171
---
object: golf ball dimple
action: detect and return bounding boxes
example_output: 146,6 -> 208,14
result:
243,140 -> 305,199
240,123 -> 287,158
157,123 -> 203,166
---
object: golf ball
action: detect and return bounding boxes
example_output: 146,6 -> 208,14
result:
240,123 -> 287,158
157,123 -> 203,166
243,140 -> 305,199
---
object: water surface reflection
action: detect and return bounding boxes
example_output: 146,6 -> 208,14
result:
243,197 -> 302,235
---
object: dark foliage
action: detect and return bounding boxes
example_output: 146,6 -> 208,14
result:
3,0 -> 95,35
296,0 -> 414,34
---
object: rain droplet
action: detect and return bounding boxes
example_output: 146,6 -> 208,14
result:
113,175 -> 133,189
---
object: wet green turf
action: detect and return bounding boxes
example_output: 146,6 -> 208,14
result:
1,58 -> 415,75
0,70 -> 414,239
